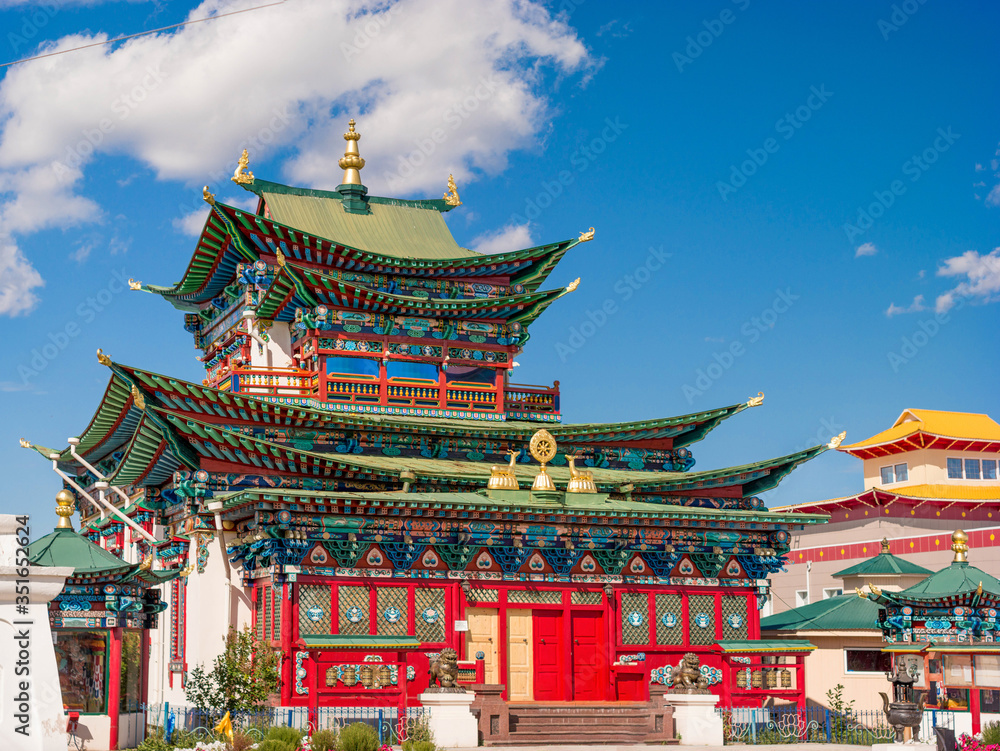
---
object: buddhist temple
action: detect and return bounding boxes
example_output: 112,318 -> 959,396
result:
19,120 -> 840,745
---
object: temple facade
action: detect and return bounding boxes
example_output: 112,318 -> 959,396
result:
20,120 -> 838,743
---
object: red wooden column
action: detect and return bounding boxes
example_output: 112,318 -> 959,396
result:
970,675 -> 982,734
605,587 -> 616,700
498,589 -> 509,700
108,626 -> 122,750
281,581 -> 294,705
494,370 -> 506,415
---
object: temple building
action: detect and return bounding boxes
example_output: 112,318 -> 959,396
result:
770,409 -> 1000,615
20,120 -> 839,745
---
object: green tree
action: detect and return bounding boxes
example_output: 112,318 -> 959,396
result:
184,626 -> 280,712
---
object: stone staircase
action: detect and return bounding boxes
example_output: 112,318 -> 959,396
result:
500,702 -> 671,745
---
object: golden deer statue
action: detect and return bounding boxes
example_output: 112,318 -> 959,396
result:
565,453 -> 598,494
488,449 -> 520,490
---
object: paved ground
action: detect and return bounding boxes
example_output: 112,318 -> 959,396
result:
448,746 -> 869,751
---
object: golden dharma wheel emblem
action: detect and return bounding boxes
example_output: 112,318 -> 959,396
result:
529,429 -> 557,464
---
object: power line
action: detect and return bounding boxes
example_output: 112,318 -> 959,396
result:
1,1 -> 286,70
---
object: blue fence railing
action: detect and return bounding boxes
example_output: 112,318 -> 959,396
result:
717,706 -> 956,745
144,703 -> 425,745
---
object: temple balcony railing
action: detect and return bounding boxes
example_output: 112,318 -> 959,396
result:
226,367 -> 317,397
504,381 -> 560,417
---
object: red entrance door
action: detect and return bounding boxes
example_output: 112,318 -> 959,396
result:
533,611 -> 562,701
571,611 -> 604,700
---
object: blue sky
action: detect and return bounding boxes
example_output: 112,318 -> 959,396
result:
1,0 -> 998,521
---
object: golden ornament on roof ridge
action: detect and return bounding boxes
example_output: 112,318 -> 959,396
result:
19,438 -> 31,449
443,174 -> 461,206
828,431 -> 846,449
131,384 -> 146,411
232,148 -> 254,185
338,119 -> 365,185
566,278 -> 580,293
55,489 -> 75,529
529,429 -> 557,492
747,392 -> 764,407
203,186 -> 216,205
579,227 -> 595,242
952,529 -> 969,562
488,449 -> 520,491
128,278 -> 142,291
97,348 -> 112,366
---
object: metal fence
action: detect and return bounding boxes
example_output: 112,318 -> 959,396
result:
144,703 -> 425,745
717,706 -> 956,745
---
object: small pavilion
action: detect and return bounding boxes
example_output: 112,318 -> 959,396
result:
28,490 -> 189,750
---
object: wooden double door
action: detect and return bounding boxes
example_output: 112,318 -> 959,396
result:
465,607 -> 606,701
534,610 -> 605,701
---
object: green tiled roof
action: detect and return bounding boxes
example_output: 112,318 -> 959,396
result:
892,561 -> 1000,601
717,640 -> 816,653
834,552 -> 932,578
262,189 -> 470,260
301,634 -> 422,648
760,595 -> 882,632
29,527 -> 134,575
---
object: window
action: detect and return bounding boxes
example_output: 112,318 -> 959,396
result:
984,460 -> 998,480
120,631 -> 143,713
386,360 -> 438,381
982,689 -> 1000,714
880,464 -> 908,484
944,654 -> 973,686
846,649 -> 892,673
823,588 -> 843,599
53,631 -> 108,713
444,366 -> 496,385
965,459 -> 981,480
795,590 -> 809,607
948,458 -> 964,479
326,356 -> 380,379
976,655 -> 1000,688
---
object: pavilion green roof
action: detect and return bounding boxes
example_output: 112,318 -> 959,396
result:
29,527 -> 135,575
716,640 -> 816,653
212,487 -> 829,525
834,551 -> 932,578
760,594 -> 882,632
891,561 -> 1000,602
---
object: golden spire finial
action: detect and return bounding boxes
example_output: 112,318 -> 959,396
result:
97,348 -> 111,366
952,529 -> 969,563
203,186 -> 216,205
443,174 -> 462,206
529,429 -> 558,492
55,489 -> 75,530
880,538 -> 890,555
338,119 -> 366,185
579,227 -> 595,242
566,278 -> 580,293
747,392 -> 765,408
828,431 -> 847,449
232,149 -> 254,185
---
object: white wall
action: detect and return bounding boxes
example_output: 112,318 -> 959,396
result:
863,448 -> 1000,490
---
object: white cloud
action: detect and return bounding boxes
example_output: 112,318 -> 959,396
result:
173,207 -> 210,237
935,248 -> 1000,313
885,295 -> 926,317
855,242 -> 877,257
0,0 -> 594,316
0,239 -> 44,316
470,222 -> 534,255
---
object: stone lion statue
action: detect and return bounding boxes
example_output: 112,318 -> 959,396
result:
670,652 -> 709,694
427,647 -> 464,692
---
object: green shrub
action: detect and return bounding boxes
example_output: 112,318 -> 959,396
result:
267,726 -> 304,746
255,739 -> 297,751
982,721 -> 1000,745
338,722 -> 380,751
402,740 -> 436,751
136,729 -> 172,751
311,728 -> 338,751
405,715 -> 434,745
168,728 -> 202,748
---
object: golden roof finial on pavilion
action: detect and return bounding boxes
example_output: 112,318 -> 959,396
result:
529,429 -> 557,492
443,174 -> 461,206
203,186 -> 216,205
828,431 -> 847,449
977,581 -> 983,596
276,248 -> 286,267
128,278 -> 142,291
232,148 -> 254,185
880,538 -> 891,555
97,348 -> 112,366
566,278 -> 580,293
868,582 -> 882,597
139,554 -> 154,571
579,227 -> 595,242
179,563 -> 196,578
952,529 -> 969,563
55,489 -> 75,530
747,392 -> 765,408
19,438 -> 31,449
131,384 -> 146,411
856,587 -> 866,599
338,119 -> 366,185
